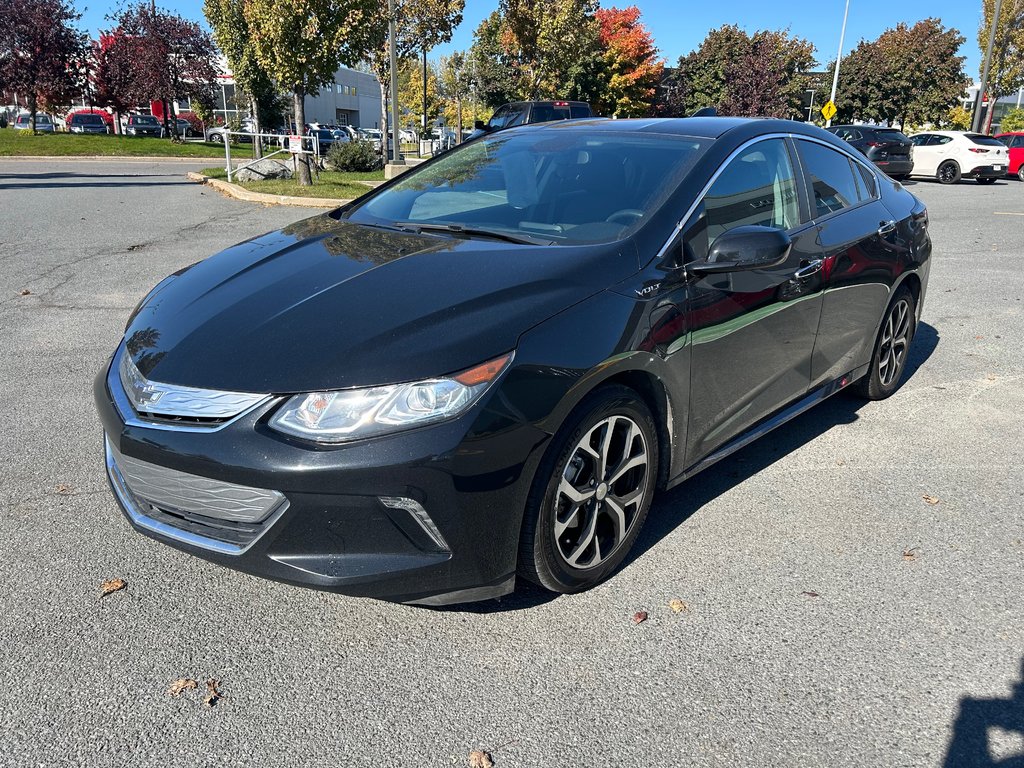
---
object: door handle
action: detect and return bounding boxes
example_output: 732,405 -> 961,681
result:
878,220 -> 897,237
792,259 -> 823,279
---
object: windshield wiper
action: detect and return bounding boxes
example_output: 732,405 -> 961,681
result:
392,222 -> 553,246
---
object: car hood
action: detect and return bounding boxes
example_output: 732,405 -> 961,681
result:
124,214 -> 636,393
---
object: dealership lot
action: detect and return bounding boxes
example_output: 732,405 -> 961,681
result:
0,160 -> 1022,767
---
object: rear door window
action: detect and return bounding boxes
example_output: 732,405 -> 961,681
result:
797,140 -> 864,218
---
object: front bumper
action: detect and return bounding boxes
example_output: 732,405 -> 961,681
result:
95,348 -> 551,605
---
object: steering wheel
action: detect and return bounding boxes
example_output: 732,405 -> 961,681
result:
605,209 -> 645,225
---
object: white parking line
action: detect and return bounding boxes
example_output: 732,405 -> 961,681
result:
993,211 -> 1024,216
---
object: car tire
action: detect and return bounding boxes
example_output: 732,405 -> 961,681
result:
1018,166 -> 1024,182
937,160 -> 961,185
855,286 -> 916,401
208,133 -> 224,144
518,385 -> 659,594
976,177 -> 996,185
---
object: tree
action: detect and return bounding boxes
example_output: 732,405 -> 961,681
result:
397,56 -> 442,132
821,19 -> 968,127
1001,107 -> 1024,132
946,104 -> 973,129
0,0 -> 88,133
467,11 -> 519,109
243,0 -> 381,185
205,0 -> 280,156
366,0 -> 463,145
668,25 -> 814,118
593,6 -> 663,117
978,0 -> 1024,133
438,51 -> 479,137
107,4 -> 219,139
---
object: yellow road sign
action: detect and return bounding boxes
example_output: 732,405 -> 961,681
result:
821,101 -> 837,121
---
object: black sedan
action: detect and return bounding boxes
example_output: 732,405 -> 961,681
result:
95,118 -> 932,605
826,124 -> 915,180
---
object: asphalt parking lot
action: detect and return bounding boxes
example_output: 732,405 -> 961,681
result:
1,159 -> 1022,767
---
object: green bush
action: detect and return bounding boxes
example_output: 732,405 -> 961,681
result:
1000,108 -> 1024,133
326,139 -> 383,172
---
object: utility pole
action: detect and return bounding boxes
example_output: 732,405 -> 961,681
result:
385,0 -> 405,177
973,0 -> 1003,133
422,48 -> 428,140
826,0 -> 851,128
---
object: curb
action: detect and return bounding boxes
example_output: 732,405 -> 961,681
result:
0,155 -> 221,163
186,172 -> 352,208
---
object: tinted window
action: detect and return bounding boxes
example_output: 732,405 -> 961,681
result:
349,131 -> 708,245
1013,137 -> 1024,149
505,107 -> 529,128
681,139 -> 800,262
910,134 -> 932,146
133,116 -> 158,125
874,129 -> 910,142
798,140 -> 863,217
966,133 -> 1005,147
15,115 -> 28,125
530,105 -> 571,123
855,163 -> 877,198
487,106 -> 512,130
570,105 -> 590,118
74,114 -> 104,125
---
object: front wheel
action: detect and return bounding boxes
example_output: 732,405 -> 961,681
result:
856,287 -> 916,400
518,386 -> 659,593
937,160 -> 961,185
1018,166 -> 1024,182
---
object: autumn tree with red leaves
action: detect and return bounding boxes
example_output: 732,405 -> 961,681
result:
103,3 -> 219,138
593,6 -> 663,117
0,0 -> 88,132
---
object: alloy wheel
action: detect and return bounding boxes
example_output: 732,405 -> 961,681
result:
877,298 -> 912,387
938,162 -> 959,184
552,415 -> 650,570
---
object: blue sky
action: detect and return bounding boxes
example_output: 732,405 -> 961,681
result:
77,0 -> 985,79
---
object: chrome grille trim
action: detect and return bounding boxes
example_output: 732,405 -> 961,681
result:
119,347 -> 270,419
105,437 -> 289,555
109,346 -> 274,433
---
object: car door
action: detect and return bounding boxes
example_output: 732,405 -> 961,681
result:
795,138 -> 900,386
909,134 -> 938,174
668,137 -> 824,463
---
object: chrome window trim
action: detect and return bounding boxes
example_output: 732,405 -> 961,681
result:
105,436 -> 289,556
109,345 -> 275,433
651,130 -> 885,266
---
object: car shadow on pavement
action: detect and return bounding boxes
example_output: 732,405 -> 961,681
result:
627,320 -> 939,569
449,321 -> 938,614
0,171 -> 196,190
942,658 -> 1024,767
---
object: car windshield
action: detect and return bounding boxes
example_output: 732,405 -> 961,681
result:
76,115 -> 104,124
134,116 -> 158,125
346,129 -> 708,245
965,133 -> 1005,147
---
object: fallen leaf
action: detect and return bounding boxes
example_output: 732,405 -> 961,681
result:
19,289 -> 31,296
902,547 -> 918,562
100,578 -> 127,598
167,678 -> 197,697
631,611 -> 648,624
668,599 -> 689,614
975,335 -> 985,340
922,494 -> 940,505
986,374 -> 997,381
468,750 -> 494,768
54,483 -> 74,495
203,678 -> 225,707
801,591 -> 820,598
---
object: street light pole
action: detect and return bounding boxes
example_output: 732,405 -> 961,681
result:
386,0 -> 404,171
826,0 -> 851,128
974,0 -> 1003,133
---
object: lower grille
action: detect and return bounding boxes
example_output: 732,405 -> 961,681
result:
104,437 -> 288,554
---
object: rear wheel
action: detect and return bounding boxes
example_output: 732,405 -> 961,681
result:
856,287 -> 916,400
1018,166 -> 1024,182
937,160 -> 961,185
977,177 -> 997,185
518,386 -> 659,593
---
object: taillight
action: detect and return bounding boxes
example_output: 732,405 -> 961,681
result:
866,141 -> 884,147
968,148 -> 990,153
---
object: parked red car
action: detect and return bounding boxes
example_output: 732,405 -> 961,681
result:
995,132 -> 1024,180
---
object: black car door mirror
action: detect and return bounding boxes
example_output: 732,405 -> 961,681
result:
687,226 -> 793,276
474,120 -> 487,131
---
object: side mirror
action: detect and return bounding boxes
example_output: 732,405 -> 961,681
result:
688,226 -> 792,275
474,120 -> 487,131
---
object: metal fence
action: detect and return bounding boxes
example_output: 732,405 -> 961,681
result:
220,131 -> 322,183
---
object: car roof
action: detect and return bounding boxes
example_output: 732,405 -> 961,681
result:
996,131 -> 1024,136
507,116 -> 832,141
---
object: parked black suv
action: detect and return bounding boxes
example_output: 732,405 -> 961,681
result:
825,125 -> 914,179
472,101 -> 592,137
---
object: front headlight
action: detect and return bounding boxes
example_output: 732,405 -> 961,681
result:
268,353 -> 513,443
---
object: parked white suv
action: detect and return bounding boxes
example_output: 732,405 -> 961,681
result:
908,130 -> 1010,185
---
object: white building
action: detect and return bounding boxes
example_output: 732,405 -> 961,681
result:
208,66 -> 383,129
